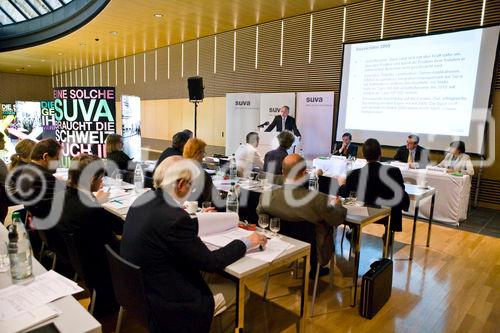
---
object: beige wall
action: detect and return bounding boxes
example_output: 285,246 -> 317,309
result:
0,72 -> 52,103
115,97 -> 226,147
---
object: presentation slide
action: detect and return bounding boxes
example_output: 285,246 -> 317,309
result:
337,26 -> 499,154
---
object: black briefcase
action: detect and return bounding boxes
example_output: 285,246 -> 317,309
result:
359,258 -> 393,319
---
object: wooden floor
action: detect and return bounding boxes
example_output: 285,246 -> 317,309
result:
83,217 -> 500,333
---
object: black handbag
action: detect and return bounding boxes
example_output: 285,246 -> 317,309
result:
359,258 -> 393,319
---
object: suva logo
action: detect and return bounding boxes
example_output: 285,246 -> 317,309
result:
269,107 -> 280,113
306,97 -> 323,103
235,101 -> 251,106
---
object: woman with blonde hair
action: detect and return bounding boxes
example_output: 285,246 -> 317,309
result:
10,138 -> 36,170
183,138 -> 222,208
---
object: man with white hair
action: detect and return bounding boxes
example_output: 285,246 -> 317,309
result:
121,156 -> 267,333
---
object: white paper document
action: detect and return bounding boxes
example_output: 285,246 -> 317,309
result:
0,270 -> 83,321
201,227 -> 294,263
0,304 -> 60,333
196,212 -> 239,237
346,205 -> 369,217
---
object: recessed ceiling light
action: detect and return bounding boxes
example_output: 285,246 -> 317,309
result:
58,53 -> 63,56
110,31 -> 118,36
41,59 -> 46,62
15,69 -> 20,71
153,13 -> 163,18
27,64 -> 31,67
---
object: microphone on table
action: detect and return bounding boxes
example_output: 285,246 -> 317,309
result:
257,121 -> 270,128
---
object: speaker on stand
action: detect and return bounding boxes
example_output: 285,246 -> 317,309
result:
187,76 -> 204,137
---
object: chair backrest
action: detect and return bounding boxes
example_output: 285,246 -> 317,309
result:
63,232 -> 88,286
104,244 -> 148,327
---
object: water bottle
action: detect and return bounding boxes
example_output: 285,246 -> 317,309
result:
8,212 -> 33,280
299,148 -> 304,157
229,154 -> 237,179
134,164 -> 144,194
226,182 -> 239,213
309,168 -> 318,190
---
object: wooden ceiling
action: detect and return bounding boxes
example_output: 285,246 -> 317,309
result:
0,0 -> 365,76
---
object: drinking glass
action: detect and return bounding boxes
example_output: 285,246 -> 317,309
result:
115,172 -> 123,186
348,191 -> 357,204
0,240 -> 9,272
269,218 -> 280,237
202,201 -> 212,209
258,214 -> 269,231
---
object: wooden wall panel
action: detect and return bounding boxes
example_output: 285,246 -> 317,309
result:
345,0 -> 383,43
384,0 -> 427,38
199,36 -> 216,98
282,14 -> 310,92
0,72 -> 52,103
234,26 -> 257,93
254,20 -> 282,92
214,31 -> 235,95
429,0 -> 483,33
309,7 -> 343,91
484,0 -> 500,26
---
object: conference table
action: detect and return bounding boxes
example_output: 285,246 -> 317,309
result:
101,176 -> 311,332
0,224 -> 102,333
312,157 -> 470,225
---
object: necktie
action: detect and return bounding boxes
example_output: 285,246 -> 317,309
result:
407,150 -> 413,164
282,117 -> 286,131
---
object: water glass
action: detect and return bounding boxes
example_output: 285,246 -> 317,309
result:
0,241 -> 9,272
258,214 -> 269,230
115,172 -> 123,186
347,191 -> 357,204
202,201 -> 212,209
269,218 -> 280,237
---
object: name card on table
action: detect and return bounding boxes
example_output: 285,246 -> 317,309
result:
390,161 -> 410,170
426,166 -> 448,174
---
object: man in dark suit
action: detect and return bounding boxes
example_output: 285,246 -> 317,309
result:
333,132 -> 358,157
154,130 -> 193,173
121,156 -> 266,333
338,139 -> 410,241
393,134 -> 429,168
265,105 -> 301,137
54,154 -> 124,318
263,130 -> 295,176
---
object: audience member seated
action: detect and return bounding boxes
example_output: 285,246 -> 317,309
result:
182,137 -> 223,208
333,132 -> 358,157
235,131 -> 263,177
0,159 -> 7,222
393,134 -> 429,168
154,130 -> 193,173
7,138 -> 65,222
105,134 -> 135,174
55,154 -> 123,318
0,132 -> 10,162
338,139 -> 410,244
121,156 -> 266,333
257,154 -> 347,278
9,139 -> 36,170
437,140 -> 474,176
263,130 -> 295,178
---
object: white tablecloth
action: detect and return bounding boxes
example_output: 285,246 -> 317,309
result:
401,169 -> 470,225
311,158 -> 470,225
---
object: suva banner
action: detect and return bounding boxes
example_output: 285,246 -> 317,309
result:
53,87 -> 116,165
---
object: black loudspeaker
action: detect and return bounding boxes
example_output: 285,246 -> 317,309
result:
187,76 -> 204,101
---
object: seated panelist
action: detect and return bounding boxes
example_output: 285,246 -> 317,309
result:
437,141 -> 474,176
333,132 -> 358,157
393,134 -> 429,169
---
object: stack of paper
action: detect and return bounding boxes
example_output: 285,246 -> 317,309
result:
196,212 -> 239,237
0,270 -> 83,332
201,225 -> 294,263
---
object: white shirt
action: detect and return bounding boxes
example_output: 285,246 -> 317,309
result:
235,143 -> 264,176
